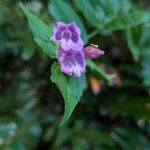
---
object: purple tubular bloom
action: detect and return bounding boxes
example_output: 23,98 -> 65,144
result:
58,47 -> 86,77
50,22 -> 104,77
51,22 -> 84,51
83,44 -> 104,59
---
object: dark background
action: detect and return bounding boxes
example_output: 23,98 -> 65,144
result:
0,0 -> 150,149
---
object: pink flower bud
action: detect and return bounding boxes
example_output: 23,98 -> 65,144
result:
83,44 -> 104,59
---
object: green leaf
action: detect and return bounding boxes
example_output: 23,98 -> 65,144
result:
127,27 -> 142,61
0,123 -> 17,139
74,0 -> 133,29
104,11 -> 150,31
10,140 -> 26,150
126,25 -> 150,61
74,0 -> 150,31
142,60 -> 150,87
48,0 -> 88,43
50,62 -> 86,125
19,3 -> 57,58
74,0 -> 101,28
127,24 -> 150,79
87,60 -> 112,84
98,0 -> 132,16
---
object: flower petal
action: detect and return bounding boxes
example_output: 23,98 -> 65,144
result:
50,22 -> 66,41
68,22 -> 81,35
58,48 -> 86,77
60,37 -> 84,51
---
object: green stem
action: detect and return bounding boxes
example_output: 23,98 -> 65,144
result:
88,29 -> 100,39
87,60 -> 112,84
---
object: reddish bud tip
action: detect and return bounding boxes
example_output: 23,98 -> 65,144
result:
83,44 -> 104,59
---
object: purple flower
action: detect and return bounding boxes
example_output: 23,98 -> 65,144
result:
83,44 -> 104,59
50,22 -> 104,77
57,47 -> 86,77
51,22 -> 84,51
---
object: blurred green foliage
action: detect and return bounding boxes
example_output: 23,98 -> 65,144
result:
0,0 -> 150,149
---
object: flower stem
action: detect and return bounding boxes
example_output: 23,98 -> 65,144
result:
88,29 -> 100,39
